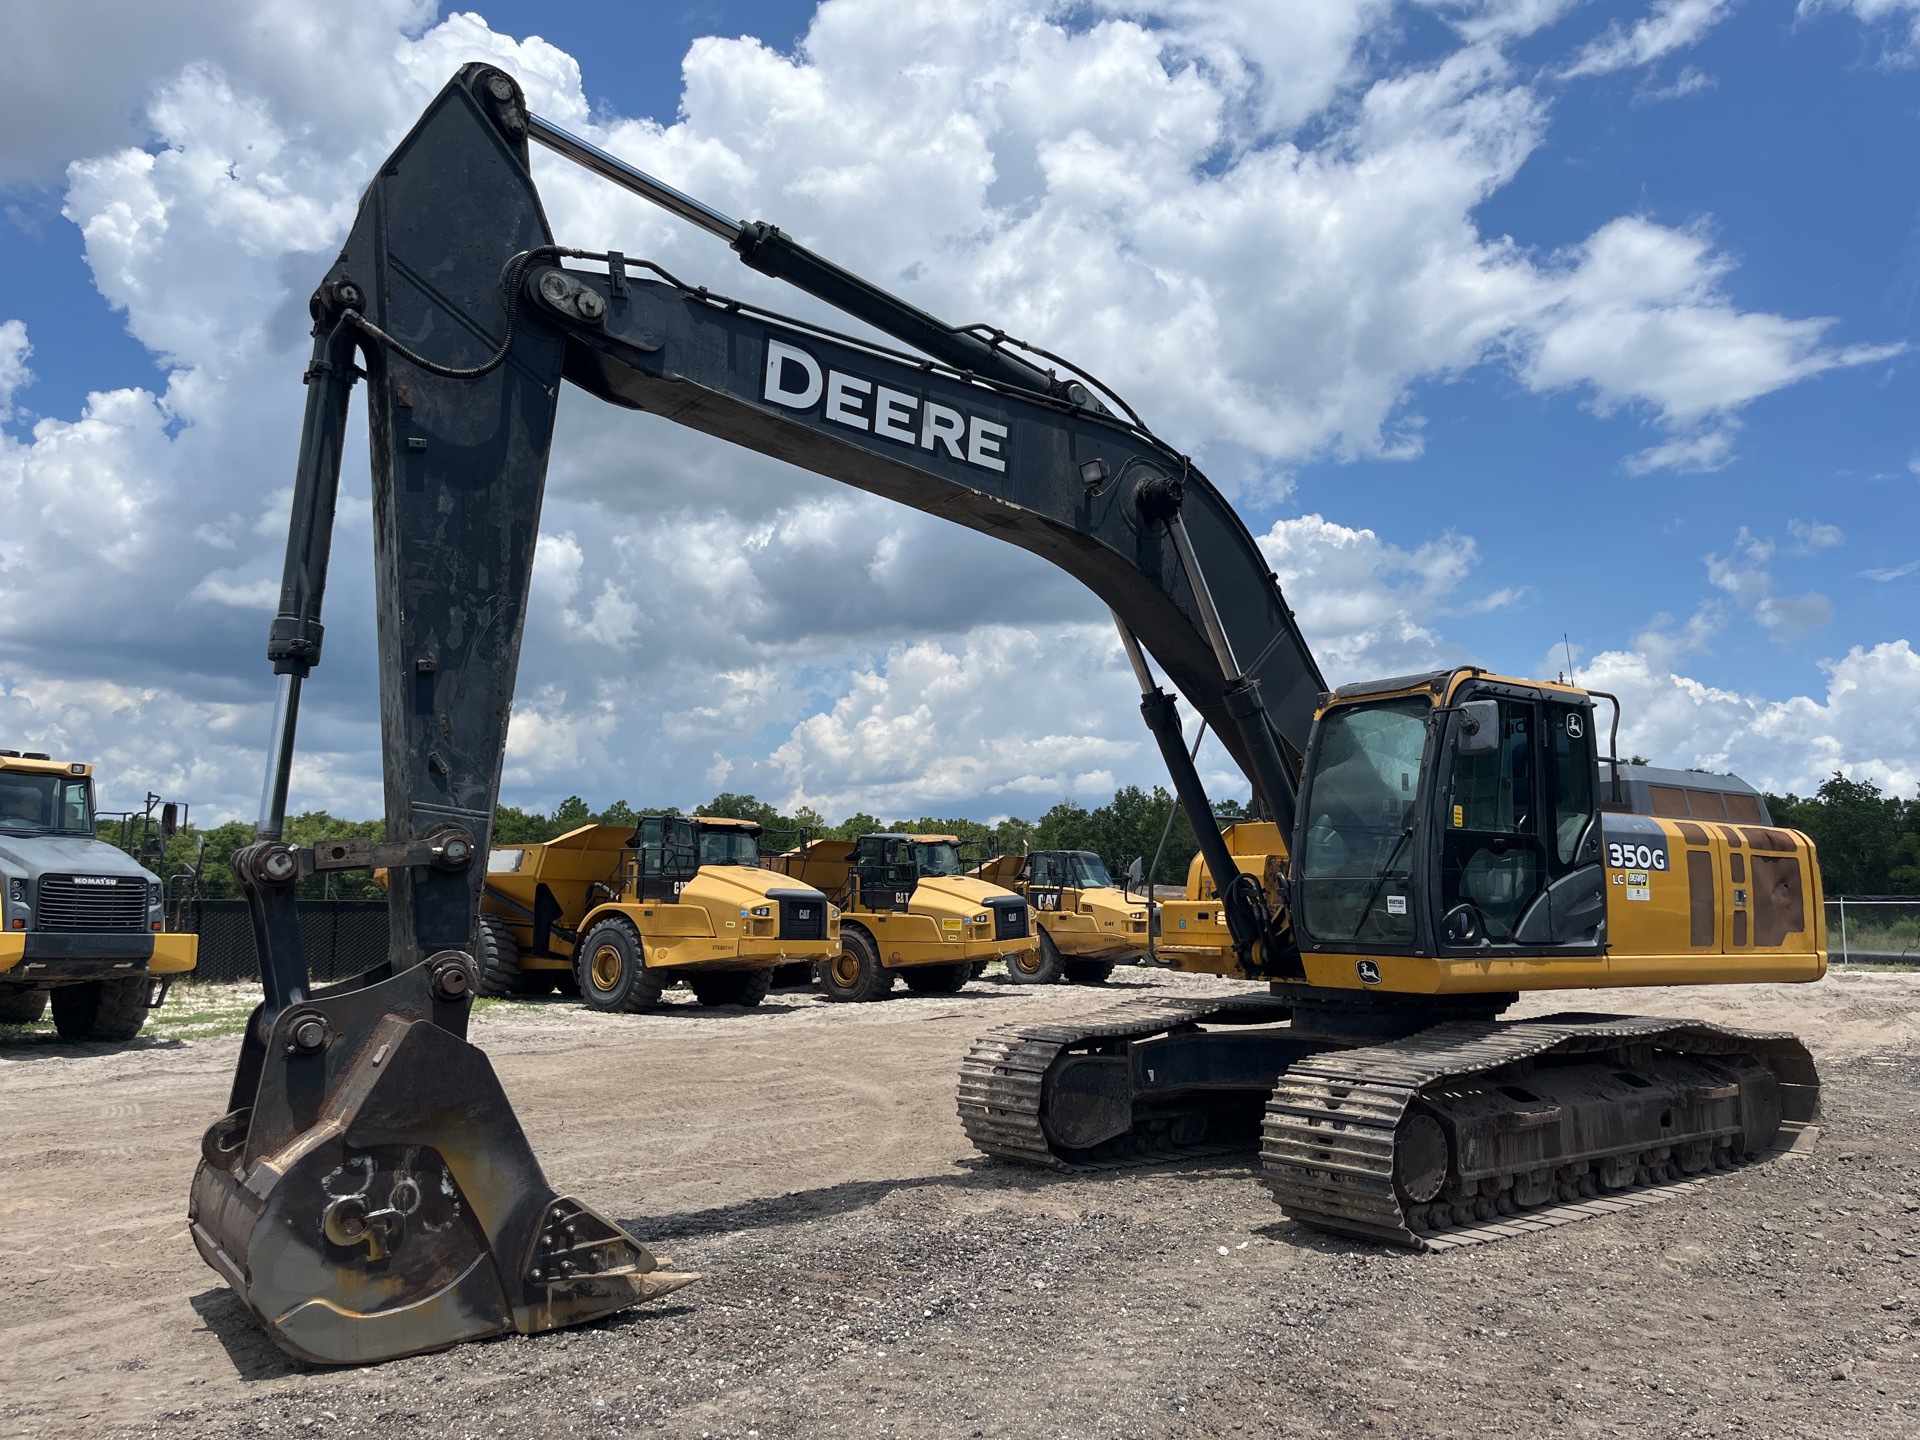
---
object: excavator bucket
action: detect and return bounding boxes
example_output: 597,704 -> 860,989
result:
189,955 -> 694,1365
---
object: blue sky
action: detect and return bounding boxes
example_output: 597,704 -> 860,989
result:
0,0 -> 1915,824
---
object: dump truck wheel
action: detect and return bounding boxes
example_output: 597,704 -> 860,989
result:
689,968 -> 774,1009
574,918 -> 665,1013
0,989 -> 47,1024
970,961 -> 988,979
821,928 -> 890,1003
1063,960 -> 1115,985
901,962 -> 970,994
475,917 -> 523,998
51,977 -> 149,1042
770,962 -> 814,989
1006,931 -> 1064,985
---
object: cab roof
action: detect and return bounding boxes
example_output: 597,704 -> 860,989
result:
693,815 -> 762,833
0,751 -> 91,777
1326,667 -> 1589,707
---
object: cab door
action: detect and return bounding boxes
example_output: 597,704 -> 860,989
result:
1435,692 -> 1604,952
1025,852 -> 1067,915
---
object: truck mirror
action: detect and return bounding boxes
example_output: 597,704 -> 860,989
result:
1457,699 -> 1500,756
1125,857 -> 1144,893
161,803 -> 179,838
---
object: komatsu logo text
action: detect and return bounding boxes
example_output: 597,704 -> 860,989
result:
762,339 -> 1009,473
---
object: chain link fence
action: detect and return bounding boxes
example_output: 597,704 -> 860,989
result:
1826,897 -> 1920,967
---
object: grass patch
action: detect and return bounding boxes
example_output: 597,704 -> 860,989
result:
0,981 -> 257,1048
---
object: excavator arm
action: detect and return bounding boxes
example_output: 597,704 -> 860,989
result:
198,64 -> 1327,1365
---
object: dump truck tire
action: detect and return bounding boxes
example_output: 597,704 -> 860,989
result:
1063,960 -> 1115,985
574,918 -> 666,1013
0,989 -> 47,1024
821,927 -> 890,1003
51,977 -> 148,1042
901,961 -> 970,994
475,917 -> 523,998
689,968 -> 774,1009
770,962 -> 814,988
1006,931 -> 1064,985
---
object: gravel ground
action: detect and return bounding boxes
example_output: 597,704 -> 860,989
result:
2,968 -> 1917,1439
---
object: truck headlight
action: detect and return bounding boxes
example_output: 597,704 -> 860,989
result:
972,912 -> 990,925
750,905 -> 772,918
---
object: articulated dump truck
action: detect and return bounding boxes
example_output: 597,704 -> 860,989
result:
772,834 -> 1035,1000
974,849 -> 1154,984
0,749 -> 196,1040
482,815 -> 838,1010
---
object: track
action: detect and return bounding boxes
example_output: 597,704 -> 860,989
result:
955,992 -> 1291,1167
960,1001 -> 1821,1251
1263,1014 -> 1820,1248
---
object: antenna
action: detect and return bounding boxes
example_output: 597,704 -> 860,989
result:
1562,632 -> 1577,685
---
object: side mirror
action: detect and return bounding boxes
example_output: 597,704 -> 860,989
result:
1125,857 -> 1144,893
1457,699 -> 1500,756
160,803 -> 179,839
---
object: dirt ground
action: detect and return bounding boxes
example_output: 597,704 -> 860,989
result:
2,966 -> 1918,1440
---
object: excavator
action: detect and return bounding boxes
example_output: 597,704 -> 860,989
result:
194,66 -> 1824,1366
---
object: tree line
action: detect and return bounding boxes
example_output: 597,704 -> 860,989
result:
1765,775 -> 1920,897
106,784 -> 1241,903
110,770 -> 1915,904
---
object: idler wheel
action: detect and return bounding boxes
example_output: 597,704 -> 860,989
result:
1393,1113 -> 1449,1204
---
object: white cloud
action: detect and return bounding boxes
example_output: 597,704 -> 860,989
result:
1788,518 -> 1845,552
1635,64 -> 1717,102
1423,0 -> 1582,44
1858,558 -> 1920,582
1798,0 -> 1920,62
1255,514 -> 1482,683
187,573 -> 279,611
1561,0 -> 1734,79
1581,640 -> 1920,795
1704,526 -> 1834,638
1624,427 -> 1736,474
1521,218 -> 1903,442
0,321 -> 30,421
766,625 -> 1147,818
0,0 -> 1908,824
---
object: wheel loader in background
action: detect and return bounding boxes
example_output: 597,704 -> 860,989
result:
770,833 -> 1033,1000
974,849 -> 1153,984
195,65 -> 1824,1365
481,814 -> 838,1009
0,749 -> 197,1040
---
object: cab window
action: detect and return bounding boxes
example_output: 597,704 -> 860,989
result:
1440,701 -> 1543,941
1546,704 -> 1595,870
1297,696 -> 1429,944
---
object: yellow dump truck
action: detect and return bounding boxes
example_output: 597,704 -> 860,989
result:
482,814 -> 838,1010
975,849 -> 1154,984
771,833 -> 1035,1000
0,749 -> 197,1040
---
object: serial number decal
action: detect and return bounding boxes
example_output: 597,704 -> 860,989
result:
763,338 -> 1010,473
